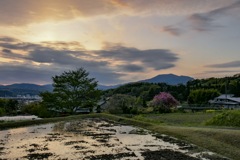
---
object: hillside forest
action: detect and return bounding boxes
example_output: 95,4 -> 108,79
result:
103,74 -> 240,113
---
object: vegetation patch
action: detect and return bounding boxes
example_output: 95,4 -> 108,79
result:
141,149 -> 199,160
206,110 -> 240,127
23,153 -> 53,159
85,152 -> 137,160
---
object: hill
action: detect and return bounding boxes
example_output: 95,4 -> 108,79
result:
0,83 -> 53,97
99,74 -> 194,90
140,74 -> 194,85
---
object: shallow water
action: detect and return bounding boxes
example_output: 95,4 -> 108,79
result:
0,115 -> 41,121
0,118 -> 228,160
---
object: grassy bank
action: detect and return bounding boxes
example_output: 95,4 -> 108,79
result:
131,112 -> 219,126
1,113 -> 240,159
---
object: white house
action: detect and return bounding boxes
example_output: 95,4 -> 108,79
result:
209,94 -> 240,109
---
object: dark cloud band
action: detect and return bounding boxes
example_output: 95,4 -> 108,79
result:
0,36 -> 179,84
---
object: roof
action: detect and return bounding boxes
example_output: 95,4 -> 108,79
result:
229,97 -> 240,103
210,94 -> 240,104
216,94 -> 234,99
209,100 -> 239,105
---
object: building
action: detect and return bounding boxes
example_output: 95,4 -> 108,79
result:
209,94 -> 240,109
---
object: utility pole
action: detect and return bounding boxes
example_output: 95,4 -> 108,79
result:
225,77 -> 228,109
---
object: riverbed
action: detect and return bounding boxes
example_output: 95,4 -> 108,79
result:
0,118 -> 228,160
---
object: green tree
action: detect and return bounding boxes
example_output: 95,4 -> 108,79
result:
106,94 -> 139,114
0,99 -> 18,115
188,89 -> 220,105
21,102 -> 51,118
41,68 -> 101,114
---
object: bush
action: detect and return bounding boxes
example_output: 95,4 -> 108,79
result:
206,110 -> 240,127
21,103 -> 51,118
0,108 -> 5,116
106,94 -> 140,114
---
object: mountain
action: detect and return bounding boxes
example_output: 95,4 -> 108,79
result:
97,84 -> 120,90
0,83 -> 53,97
6,83 -> 53,91
140,74 -> 194,85
99,74 -> 194,90
0,74 -> 194,95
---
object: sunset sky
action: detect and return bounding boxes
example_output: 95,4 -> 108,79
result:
0,0 -> 240,85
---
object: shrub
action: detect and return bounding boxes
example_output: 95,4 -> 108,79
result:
206,110 -> 240,127
105,94 -> 140,114
21,103 -> 51,118
0,108 -> 5,116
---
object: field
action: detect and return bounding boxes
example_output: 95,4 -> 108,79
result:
1,112 -> 240,160
132,112 -> 219,126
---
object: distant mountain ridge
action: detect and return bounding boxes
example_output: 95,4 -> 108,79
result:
98,74 -> 194,90
140,74 -> 194,85
0,83 -> 53,97
0,74 -> 194,95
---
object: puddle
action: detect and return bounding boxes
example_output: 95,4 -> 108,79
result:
0,118 -> 229,160
0,115 -> 41,121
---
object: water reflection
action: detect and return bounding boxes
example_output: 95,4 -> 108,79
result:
0,118 -> 228,160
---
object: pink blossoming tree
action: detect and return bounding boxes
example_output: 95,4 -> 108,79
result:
151,92 -> 179,113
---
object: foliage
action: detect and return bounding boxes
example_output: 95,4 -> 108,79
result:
0,107 -> 5,116
0,98 -> 18,115
41,68 -> 101,113
150,92 -> 179,113
188,89 -> 220,105
103,73 -> 240,107
206,110 -> 240,127
105,94 -> 140,114
187,74 -> 240,96
104,82 -> 189,103
21,102 -> 51,118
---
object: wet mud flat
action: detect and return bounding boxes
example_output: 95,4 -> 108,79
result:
0,118 -> 229,160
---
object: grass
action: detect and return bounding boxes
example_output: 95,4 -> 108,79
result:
206,110 -> 240,127
133,112 -> 220,126
1,112 -> 240,160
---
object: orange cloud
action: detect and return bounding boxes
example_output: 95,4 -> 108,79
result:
110,0 -> 129,7
0,0 -> 234,26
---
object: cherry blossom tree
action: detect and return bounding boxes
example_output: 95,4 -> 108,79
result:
151,92 -> 179,113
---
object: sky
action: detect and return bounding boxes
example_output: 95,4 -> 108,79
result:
0,0 -> 240,85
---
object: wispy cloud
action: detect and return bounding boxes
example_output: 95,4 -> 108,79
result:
0,0 -> 235,26
188,0 -> 240,31
161,25 -> 183,36
204,70 -> 240,74
206,61 -> 240,68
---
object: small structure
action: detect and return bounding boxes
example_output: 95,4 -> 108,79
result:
73,108 -> 90,114
92,98 -> 109,113
209,94 -> 240,109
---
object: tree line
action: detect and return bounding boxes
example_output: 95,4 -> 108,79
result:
1,68 -> 239,118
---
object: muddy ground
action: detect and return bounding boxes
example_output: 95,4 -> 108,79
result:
0,118 -> 229,160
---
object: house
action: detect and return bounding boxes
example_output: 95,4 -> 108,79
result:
209,94 -> 240,109
93,97 -> 109,113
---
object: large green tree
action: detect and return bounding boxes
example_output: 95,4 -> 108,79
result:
105,94 -> 139,114
41,68 -> 101,113
188,89 -> 220,105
